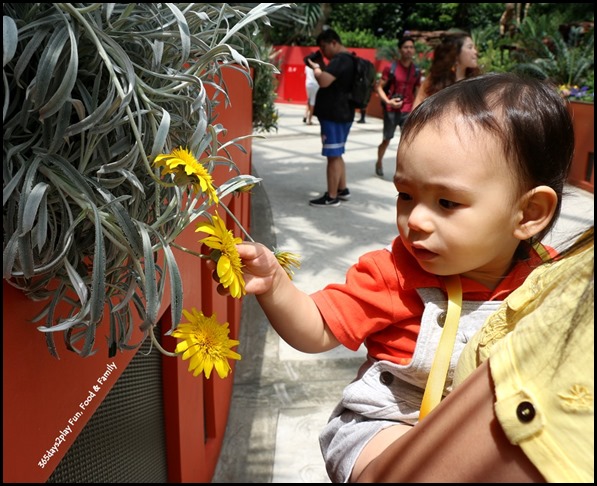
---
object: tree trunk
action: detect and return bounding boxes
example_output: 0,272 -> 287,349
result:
313,3 -> 333,37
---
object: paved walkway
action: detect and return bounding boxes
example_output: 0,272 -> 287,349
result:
212,103 -> 594,483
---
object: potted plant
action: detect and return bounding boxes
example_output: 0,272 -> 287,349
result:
2,3 -> 300,482
509,15 -> 594,192
3,1 -> 297,364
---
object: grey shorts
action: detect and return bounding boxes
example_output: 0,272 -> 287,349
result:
319,359 -> 423,483
382,110 -> 409,141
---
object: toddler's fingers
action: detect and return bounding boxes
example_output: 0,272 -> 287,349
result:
236,242 -> 263,259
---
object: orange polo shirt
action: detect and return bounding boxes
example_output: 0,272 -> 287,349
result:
310,236 -> 552,364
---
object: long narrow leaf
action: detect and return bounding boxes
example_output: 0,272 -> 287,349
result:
63,259 -> 89,306
39,12 -> 79,120
139,224 -> 158,325
20,182 -> 49,235
3,15 -> 18,67
89,205 -> 106,325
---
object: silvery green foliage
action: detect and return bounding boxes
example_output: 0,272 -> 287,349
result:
3,3 -> 289,358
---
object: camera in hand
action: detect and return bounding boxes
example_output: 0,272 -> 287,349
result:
391,94 -> 403,101
304,50 -> 324,68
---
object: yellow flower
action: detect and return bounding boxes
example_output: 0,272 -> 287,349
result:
274,248 -> 301,280
172,308 -> 241,379
196,212 -> 246,298
153,147 -> 219,204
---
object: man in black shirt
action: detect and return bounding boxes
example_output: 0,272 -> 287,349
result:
306,29 -> 355,207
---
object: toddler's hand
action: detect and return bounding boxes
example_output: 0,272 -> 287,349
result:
206,242 -> 281,296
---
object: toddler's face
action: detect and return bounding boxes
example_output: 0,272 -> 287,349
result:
394,118 -> 523,289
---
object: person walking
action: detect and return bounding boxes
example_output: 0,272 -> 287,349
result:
413,30 -> 481,108
303,64 -> 318,125
356,105 -> 367,124
374,35 -> 421,177
306,28 -> 356,208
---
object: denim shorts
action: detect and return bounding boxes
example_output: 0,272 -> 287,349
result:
319,119 -> 353,157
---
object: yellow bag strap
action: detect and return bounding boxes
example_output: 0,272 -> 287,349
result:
532,240 -> 552,262
419,240 -> 549,420
419,274 -> 462,420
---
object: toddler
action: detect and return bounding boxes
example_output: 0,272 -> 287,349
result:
213,72 -> 574,483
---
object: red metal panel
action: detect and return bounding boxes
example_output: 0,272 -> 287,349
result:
567,101 -> 594,193
161,65 -> 253,482
2,282 -> 151,482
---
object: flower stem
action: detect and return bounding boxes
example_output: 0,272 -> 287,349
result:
149,326 -> 178,357
220,201 -> 255,242
171,242 -> 210,259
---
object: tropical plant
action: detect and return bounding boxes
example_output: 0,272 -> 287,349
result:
3,3 -> 298,370
510,15 -> 594,100
252,43 -> 281,133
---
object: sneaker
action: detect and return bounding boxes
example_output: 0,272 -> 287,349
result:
375,165 -> 384,177
337,188 -> 351,201
309,192 -> 340,207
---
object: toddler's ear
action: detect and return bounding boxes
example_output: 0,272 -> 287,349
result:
513,186 -> 558,240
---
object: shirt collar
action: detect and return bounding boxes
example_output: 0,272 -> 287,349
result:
390,237 -> 552,298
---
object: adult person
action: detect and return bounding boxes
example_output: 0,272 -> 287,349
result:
356,226 -> 594,483
210,72 -> 574,482
356,105 -> 367,124
413,30 -> 481,109
303,63 -> 318,125
306,28 -> 356,208
374,35 -> 421,177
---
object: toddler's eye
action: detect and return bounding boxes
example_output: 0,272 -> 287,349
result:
397,192 -> 412,201
439,199 -> 460,209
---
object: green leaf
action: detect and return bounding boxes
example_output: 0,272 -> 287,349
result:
3,15 -> 18,67
20,182 -> 49,235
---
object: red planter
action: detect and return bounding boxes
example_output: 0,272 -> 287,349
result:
567,101 -> 594,193
3,66 -> 253,483
2,283 -> 148,482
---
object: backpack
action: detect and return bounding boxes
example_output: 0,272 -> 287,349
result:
348,55 -> 377,108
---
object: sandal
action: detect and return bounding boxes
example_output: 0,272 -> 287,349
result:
375,165 -> 384,177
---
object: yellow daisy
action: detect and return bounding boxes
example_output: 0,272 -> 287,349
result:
153,147 -> 219,204
196,212 -> 246,298
172,308 -> 241,379
273,248 -> 301,280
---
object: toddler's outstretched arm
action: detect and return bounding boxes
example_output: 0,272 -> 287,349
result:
209,242 -> 340,354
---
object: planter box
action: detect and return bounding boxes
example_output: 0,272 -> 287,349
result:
3,66 -> 253,483
567,101 -> 594,193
